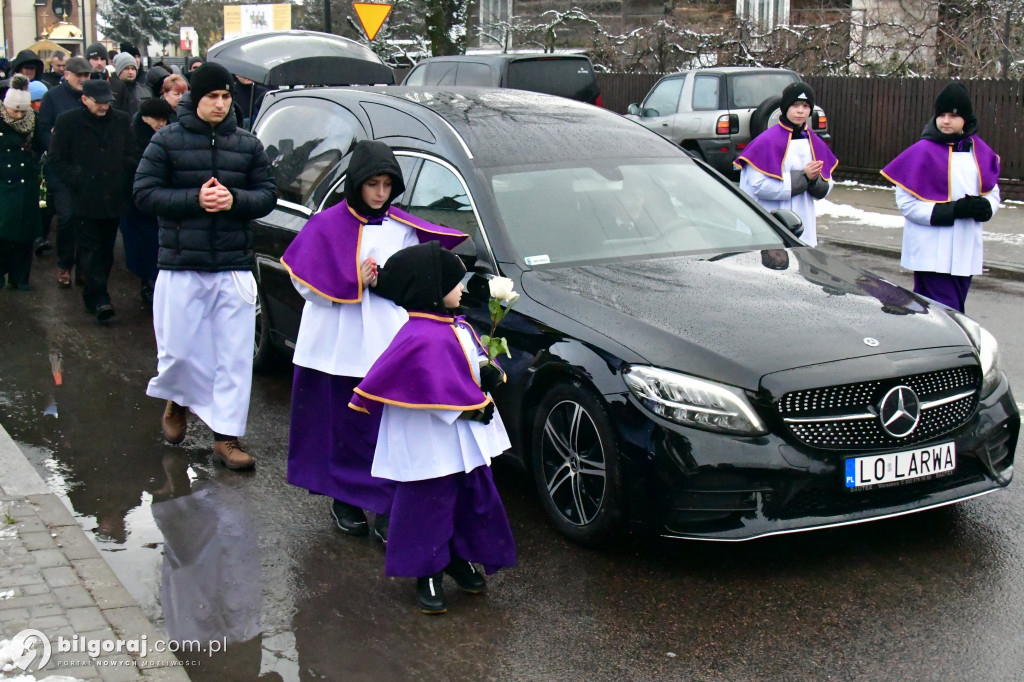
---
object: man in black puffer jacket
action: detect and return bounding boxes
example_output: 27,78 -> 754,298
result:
134,62 -> 276,471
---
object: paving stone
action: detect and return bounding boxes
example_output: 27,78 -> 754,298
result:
54,524 -> 105,560
90,583 -> 137,610
27,493 -> 78,527
0,572 -> 47,587
19,529 -> 58,551
0,606 -> 30,623
33,548 -> 72,569
20,581 -> 51,596
95,653 -> 144,682
42,565 -> 79,588
78,625 -> 119,644
9,514 -> 48,534
27,613 -> 71,631
74,557 -> 123,588
53,584 -> 96,609
0,592 -> 57,609
28,601 -> 63,617
68,605 -> 110,633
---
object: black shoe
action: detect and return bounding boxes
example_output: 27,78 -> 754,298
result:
34,238 -> 53,256
373,513 -> 389,545
330,500 -> 368,536
416,574 -> 447,615
95,304 -> 115,323
444,558 -> 487,594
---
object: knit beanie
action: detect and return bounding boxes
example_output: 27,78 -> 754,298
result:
85,42 -> 107,61
188,62 -> 233,102
3,74 -> 32,112
780,81 -> 814,114
934,82 -> 973,120
113,52 -> 136,77
29,80 -> 47,102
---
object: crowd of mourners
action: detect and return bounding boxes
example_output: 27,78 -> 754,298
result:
0,43 -> 268,314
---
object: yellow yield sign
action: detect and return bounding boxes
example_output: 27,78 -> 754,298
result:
353,2 -> 393,41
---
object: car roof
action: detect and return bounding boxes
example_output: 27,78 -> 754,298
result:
273,86 -> 677,169
661,67 -> 798,78
411,53 -> 592,65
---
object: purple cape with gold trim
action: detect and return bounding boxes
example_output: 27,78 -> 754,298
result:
349,313 -> 505,416
880,136 -> 1000,202
734,123 -> 838,181
279,201 -> 468,303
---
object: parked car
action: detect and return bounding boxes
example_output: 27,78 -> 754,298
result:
402,53 -> 601,106
251,86 -> 1016,545
625,67 -> 830,177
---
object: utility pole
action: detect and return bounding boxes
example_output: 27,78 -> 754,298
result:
324,0 -> 332,33
1003,9 -> 1011,79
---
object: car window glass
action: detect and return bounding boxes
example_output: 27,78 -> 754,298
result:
425,61 -> 458,85
407,160 -> 479,240
730,72 -> 798,108
403,65 -> 425,85
692,76 -> 719,111
489,159 -> 784,266
642,79 -> 683,117
256,99 -> 361,205
360,102 -> 437,144
320,154 -> 417,212
454,62 -> 493,86
506,58 -> 598,102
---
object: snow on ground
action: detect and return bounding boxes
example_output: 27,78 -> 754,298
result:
816,198 -> 905,228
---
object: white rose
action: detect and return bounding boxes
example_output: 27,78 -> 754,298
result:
488,276 -> 517,302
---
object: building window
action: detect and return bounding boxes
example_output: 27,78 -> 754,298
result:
479,0 -> 512,48
736,0 -> 790,30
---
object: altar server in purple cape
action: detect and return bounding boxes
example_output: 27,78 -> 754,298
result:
735,82 -> 838,246
349,241 -> 516,615
280,140 -> 467,542
881,82 -> 1000,314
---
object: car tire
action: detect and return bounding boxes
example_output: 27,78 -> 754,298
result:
253,286 -> 281,373
531,380 -> 623,546
750,95 -> 782,138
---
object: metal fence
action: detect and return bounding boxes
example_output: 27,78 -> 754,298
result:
596,73 -> 1024,198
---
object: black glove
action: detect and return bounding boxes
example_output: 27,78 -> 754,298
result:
459,403 -> 495,425
969,196 -> 993,222
952,196 -> 977,219
479,365 -> 503,393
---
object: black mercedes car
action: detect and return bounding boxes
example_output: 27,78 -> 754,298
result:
251,86 -> 1017,545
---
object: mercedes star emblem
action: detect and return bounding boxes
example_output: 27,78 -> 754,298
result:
878,385 -> 921,438
864,337 -> 880,347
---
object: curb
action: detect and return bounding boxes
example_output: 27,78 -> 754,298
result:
0,424 -> 189,681
819,235 -> 1024,281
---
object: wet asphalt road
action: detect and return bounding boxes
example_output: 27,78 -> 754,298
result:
1,242 -> 1024,682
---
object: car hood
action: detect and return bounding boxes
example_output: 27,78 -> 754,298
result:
521,248 -> 973,390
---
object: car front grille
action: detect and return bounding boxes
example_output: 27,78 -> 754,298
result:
778,366 -> 981,450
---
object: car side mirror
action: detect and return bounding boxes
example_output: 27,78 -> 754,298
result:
627,103 -> 640,116
772,209 -> 804,238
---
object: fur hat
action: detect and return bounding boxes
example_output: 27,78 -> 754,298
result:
781,81 -> 815,114
188,62 -> 233,102
113,52 -> 136,77
3,74 -> 32,112
934,82 -> 973,121
139,97 -> 174,120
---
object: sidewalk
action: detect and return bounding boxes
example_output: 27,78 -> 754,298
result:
0,425 -> 188,682
817,182 -> 1024,277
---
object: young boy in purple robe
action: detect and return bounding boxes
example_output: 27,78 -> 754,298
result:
735,82 -> 838,247
881,82 -> 1000,314
349,241 -> 516,615
281,141 -> 466,542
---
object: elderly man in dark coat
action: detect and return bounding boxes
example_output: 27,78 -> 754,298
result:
48,79 -> 138,322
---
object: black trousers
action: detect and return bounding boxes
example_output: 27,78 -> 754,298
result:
73,217 -> 119,309
0,238 -> 32,287
45,168 -> 77,271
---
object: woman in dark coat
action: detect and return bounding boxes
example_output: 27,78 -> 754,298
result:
0,75 -> 42,290
121,97 -> 175,306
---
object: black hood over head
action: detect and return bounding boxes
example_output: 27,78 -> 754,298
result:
344,140 -> 406,220
11,50 -> 43,77
374,241 -> 465,313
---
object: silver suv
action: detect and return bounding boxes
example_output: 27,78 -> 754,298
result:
625,67 -> 830,177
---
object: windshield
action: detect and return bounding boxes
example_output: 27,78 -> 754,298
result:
729,72 -> 798,108
489,159 -> 786,266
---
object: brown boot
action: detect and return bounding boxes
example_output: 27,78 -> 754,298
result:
213,439 -> 256,470
161,401 -> 188,444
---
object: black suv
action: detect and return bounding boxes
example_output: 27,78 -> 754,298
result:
403,53 -> 601,106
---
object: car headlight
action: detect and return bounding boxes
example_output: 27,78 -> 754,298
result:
948,311 -> 1001,397
623,366 -> 767,436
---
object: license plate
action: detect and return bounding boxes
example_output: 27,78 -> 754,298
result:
845,442 -> 956,490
